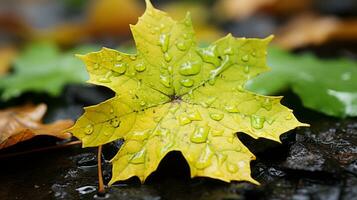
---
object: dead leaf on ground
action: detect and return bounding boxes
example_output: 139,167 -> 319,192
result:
213,0 -> 311,20
0,45 -> 17,76
275,13 -> 357,49
38,0 -> 144,46
0,104 -> 73,149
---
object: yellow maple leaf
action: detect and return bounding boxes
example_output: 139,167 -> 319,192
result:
69,0 -> 308,185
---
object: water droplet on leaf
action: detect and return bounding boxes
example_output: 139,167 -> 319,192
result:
160,74 -> 171,88
226,162 -> 238,173
261,98 -> 272,111
176,41 -> 187,51
135,63 -> 146,72
84,124 -> 94,135
110,117 -> 120,128
159,34 -> 170,52
211,129 -> 224,136
179,61 -> 201,76
197,46 -> 221,66
250,115 -> 265,129
178,114 -> 191,125
114,63 -> 127,74
180,79 -> 194,87
190,126 -> 210,143
130,55 -> 137,60
187,109 -> 202,121
210,113 -> 224,121
195,145 -> 213,169
224,104 -> 239,113
241,55 -> 249,62
244,66 -> 249,73
164,52 -> 172,62
130,149 -> 146,164
116,55 -> 122,61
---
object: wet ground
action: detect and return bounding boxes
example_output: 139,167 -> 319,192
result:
0,85 -> 356,200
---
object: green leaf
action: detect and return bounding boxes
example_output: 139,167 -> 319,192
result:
0,42 -> 99,100
246,47 -> 357,118
69,0 -> 307,185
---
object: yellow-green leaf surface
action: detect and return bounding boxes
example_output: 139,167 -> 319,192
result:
69,0 -> 307,185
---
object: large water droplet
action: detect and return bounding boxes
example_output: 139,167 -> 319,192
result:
261,98 -> 272,111
197,46 -> 221,66
178,114 -> 191,125
179,61 -> 201,76
84,124 -> 94,135
224,104 -> 239,113
114,63 -> 127,74
180,79 -> 194,87
130,149 -> 146,164
250,115 -> 265,129
135,63 -> 146,72
187,109 -> 202,121
195,145 -> 214,169
226,162 -> 238,173
160,74 -> 171,88
110,117 -> 120,128
164,52 -> 172,62
159,34 -> 169,52
210,113 -> 224,121
241,54 -> 249,62
190,126 -> 210,143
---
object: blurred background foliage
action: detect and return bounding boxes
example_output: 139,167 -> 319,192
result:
0,0 -> 356,117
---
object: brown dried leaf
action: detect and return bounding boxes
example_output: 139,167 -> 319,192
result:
275,14 -> 357,49
0,46 -> 17,76
0,104 -> 73,149
214,0 -> 277,20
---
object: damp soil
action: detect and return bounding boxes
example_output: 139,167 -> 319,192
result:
0,84 -> 356,200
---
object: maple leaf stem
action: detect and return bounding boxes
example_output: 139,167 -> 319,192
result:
97,145 -> 105,195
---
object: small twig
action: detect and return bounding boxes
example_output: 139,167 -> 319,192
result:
0,140 -> 82,159
97,145 -> 105,195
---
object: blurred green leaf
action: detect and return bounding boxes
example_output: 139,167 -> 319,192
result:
246,47 -> 357,118
0,42 -> 99,100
